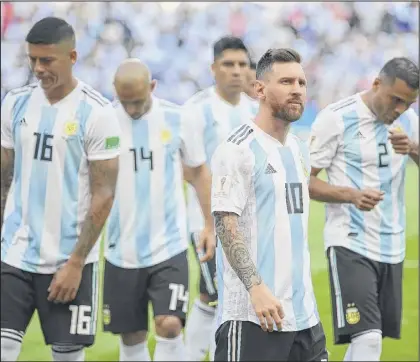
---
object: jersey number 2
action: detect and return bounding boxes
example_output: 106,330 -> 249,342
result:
378,143 -> 389,168
33,132 -> 53,162
285,182 -> 303,214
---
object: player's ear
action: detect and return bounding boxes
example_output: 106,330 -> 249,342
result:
372,77 -> 381,92
150,79 -> 157,92
211,62 -> 216,78
70,49 -> 77,65
254,80 -> 265,101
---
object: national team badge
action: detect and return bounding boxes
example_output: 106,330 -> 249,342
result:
64,121 -> 78,136
103,305 -> 111,325
345,303 -> 360,325
161,129 -> 172,144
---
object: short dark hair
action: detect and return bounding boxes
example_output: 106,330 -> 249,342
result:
26,17 -> 75,46
256,48 -> 301,80
213,36 -> 248,61
379,57 -> 419,90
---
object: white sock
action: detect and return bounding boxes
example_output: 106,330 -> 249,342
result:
349,330 -> 382,361
51,345 -> 85,361
154,333 -> 186,361
119,339 -> 150,361
185,299 -> 216,361
1,328 -> 24,362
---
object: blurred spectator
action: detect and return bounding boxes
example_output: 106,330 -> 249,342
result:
1,1 -> 418,114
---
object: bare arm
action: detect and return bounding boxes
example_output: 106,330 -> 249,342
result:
409,141 -> 419,166
69,157 -> 119,266
1,147 -> 14,229
214,211 -> 261,291
309,167 -> 356,204
183,163 -> 213,228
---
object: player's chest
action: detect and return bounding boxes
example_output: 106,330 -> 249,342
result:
253,147 -> 309,215
13,106 -> 86,161
342,120 -> 408,168
119,120 -> 182,173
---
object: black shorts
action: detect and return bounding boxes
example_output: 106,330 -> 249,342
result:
190,232 -> 218,302
1,261 -> 99,346
103,250 -> 189,334
327,246 -> 403,344
215,321 -> 327,361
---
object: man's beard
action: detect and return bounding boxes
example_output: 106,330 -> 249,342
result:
272,104 -> 304,123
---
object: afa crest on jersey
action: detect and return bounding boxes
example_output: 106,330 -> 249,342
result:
64,121 -> 78,136
345,303 -> 360,325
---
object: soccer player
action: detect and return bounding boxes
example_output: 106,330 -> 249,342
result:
211,48 -> 327,361
244,60 -> 257,100
309,57 -> 419,361
102,59 -> 215,362
183,36 -> 257,361
0,17 -> 120,362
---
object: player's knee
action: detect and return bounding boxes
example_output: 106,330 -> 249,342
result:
351,329 -> 382,356
154,315 -> 182,338
1,329 -> 23,362
51,344 -> 84,362
120,330 -> 148,346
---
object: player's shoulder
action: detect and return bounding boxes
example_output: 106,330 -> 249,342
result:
323,93 -> 360,117
217,122 -> 256,155
156,97 -> 184,121
3,82 -> 38,105
184,87 -> 213,106
79,81 -> 111,109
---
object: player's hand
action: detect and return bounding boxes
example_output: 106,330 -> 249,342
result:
47,260 -> 83,304
351,188 -> 384,211
249,283 -> 284,332
388,129 -> 411,155
197,226 -> 216,263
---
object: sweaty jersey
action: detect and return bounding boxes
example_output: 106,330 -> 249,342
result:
184,86 -> 258,232
310,92 -> 419,264
211,122 -> 319,332
1,80 -> 121,274
104,97 -> 206,268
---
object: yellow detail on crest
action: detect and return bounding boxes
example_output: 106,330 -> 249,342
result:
103,305 -> 111,325
345,303 -> 360,325
161,129 -> 172,144
64,121 -> 78,136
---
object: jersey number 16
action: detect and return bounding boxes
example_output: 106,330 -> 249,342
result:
33,132 -> 53,162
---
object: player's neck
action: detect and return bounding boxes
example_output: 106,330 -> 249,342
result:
254,109 -> 290,145
360,90 -> 378,118
44,77 -> 78,105
215,85 -> 241,106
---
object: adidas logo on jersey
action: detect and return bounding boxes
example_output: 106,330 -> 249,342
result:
354,131 -> 365,139
265,163 -> 277,174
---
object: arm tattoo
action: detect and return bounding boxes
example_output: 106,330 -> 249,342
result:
72,158 -> 119,263
1,147 -> 14,229
214,211 -> 261,291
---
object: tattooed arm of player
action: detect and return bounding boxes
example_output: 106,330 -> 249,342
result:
69,158 -> 119,266
1,147 -> 14,229
213,211 -> 261,291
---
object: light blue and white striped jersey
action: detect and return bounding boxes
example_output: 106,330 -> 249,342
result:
211,122 -> 319,332
105,97 -> 206,268
184,86 -> 258,232
1,80 -> 121,273
310,92 -> 419,264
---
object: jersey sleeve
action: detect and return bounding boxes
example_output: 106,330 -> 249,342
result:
84,103 -> 122,161
211,144 -> 253,216
407,107 -> 419,144
309,107 -> 342,170
180,106 -> 206,167
1,93 -> 14,149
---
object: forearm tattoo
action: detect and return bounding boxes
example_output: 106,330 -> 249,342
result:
214,211 -> 262,291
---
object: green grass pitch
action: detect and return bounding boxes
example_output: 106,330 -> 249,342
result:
19,165 -> 418,361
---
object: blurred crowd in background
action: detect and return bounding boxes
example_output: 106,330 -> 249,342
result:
1,1 -> 419,127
